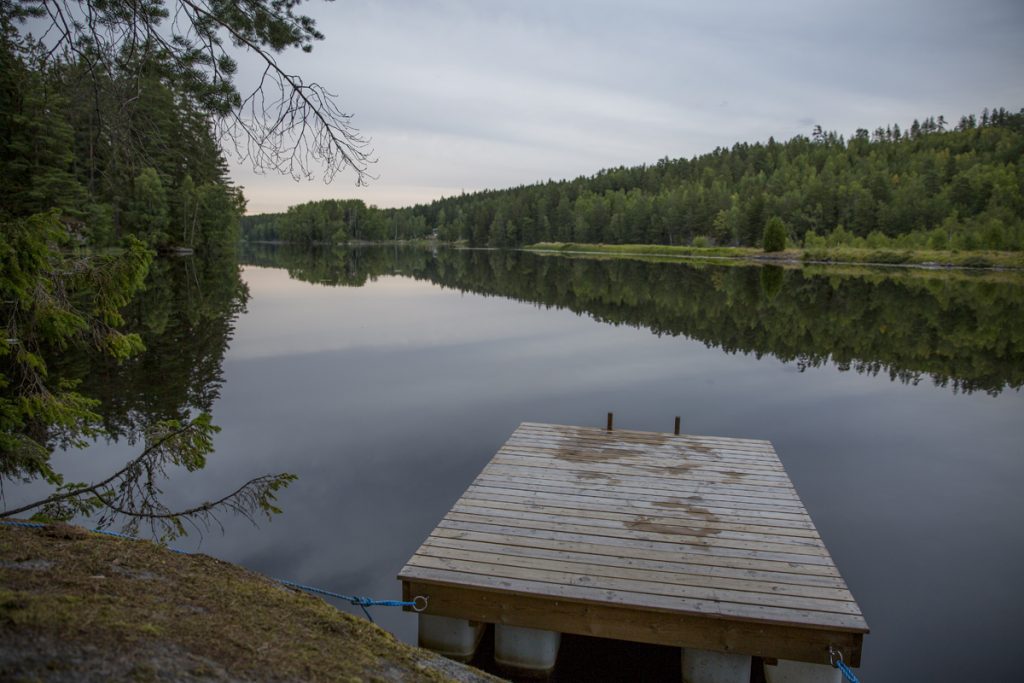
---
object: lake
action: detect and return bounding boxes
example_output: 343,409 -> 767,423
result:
31,245 -> 1024,681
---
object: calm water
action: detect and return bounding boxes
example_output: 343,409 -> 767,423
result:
28,246 -> 1024,682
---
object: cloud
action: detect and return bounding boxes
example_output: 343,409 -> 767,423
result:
229,0 -> 1024,212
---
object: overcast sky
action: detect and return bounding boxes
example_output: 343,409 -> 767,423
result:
230,0 -> 1024,214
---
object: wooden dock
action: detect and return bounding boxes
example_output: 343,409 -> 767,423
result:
399,422 -> 867,672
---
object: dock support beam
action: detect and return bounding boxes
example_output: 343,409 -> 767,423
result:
681,648 -> 751,683
494,624 -> 561,673
417,614 -> 485,662
764,660 -> 842,683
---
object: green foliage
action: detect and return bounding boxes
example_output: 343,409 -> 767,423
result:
0,28 -> 243,252
959,255 -> 995,269
759,265 -> 785,298
0,211 -> 152,482
803,230 -> 826,249
248,107 -> 1024,252
124,168 -> 171,247
0,1 -> 299,536
763,216 -> 787,252
3,0 -> 371,184
241,198 -> 390,243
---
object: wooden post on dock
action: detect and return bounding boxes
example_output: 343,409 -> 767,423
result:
606,412 -> 614,431
674,416 -> 681,435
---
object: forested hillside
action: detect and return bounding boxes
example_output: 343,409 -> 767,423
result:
0,30 -> 243,251
244,108 -> 1024,251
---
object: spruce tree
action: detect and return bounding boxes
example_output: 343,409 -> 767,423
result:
763,216 -> 787,252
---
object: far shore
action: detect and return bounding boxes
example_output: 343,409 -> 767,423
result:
238,239 -> 1024,272
525,242 -> 1024,271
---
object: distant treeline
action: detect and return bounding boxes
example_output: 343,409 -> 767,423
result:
243,107 -> 1024,250
1,32 -> 243,251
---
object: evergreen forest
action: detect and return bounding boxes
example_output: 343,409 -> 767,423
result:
242,109 -> 1024,252
1,24 -> 244,251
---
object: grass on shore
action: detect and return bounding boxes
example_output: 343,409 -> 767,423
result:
0,524 -> 495,682
527,242 -> 1024,270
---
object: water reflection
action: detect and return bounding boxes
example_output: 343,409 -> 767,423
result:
31,244 -> 1024,683
243,244 -> 1024,395
54,254 -> 249,442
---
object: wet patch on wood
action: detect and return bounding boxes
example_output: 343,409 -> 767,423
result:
679,442 -> 715,456
651,498 -> 717,521
624,517 -> 721,537
576,470 -> 621,485
643,463 -> 698,476
554,447 -> 637,463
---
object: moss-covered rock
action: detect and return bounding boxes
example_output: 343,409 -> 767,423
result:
0,525 -> 501,682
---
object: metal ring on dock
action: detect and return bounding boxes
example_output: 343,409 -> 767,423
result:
412,595 -> 429,612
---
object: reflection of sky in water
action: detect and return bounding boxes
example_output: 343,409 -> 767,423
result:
28,263 -> 1024,683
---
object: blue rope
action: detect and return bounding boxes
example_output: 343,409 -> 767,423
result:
274,579 -> 419,607
0,520 -> 424,623
836,659 -> 860,683
829,645 -> 861,683
0,520 -> 47,529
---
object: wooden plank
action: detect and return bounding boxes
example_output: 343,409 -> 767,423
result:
476,470 -> 801,505
507,438 -> 778,471
485,458 -> 796,494
471,466 -> 798,499
406,554 -> 860,616
495,449 -> 786,480
399,566 -> 867,631
488,454 -> 794,487
502,437 -> 785,468
506,432 -> 782,465
423,527 -> 842,579
447,504 -> 826,550
440,512 -> 831,559
471,481 -> 805,520
454,497 -> 823,540
511,428 -> 779,460
476,468 -> 804,507
420,536 -> 848,589
491,440 -> 786,473
479,467 -> 791,493
415,542 -> 851,601
521,423 -> 775,448
450,502 -> 825,549
480,463 -> 798,496
435,519 -> 837,567
401,581 -> 865,666
467,483 -> 813,523
472,479 -> 805,517
519,423 -> 776,450
461,486 -> 818,529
